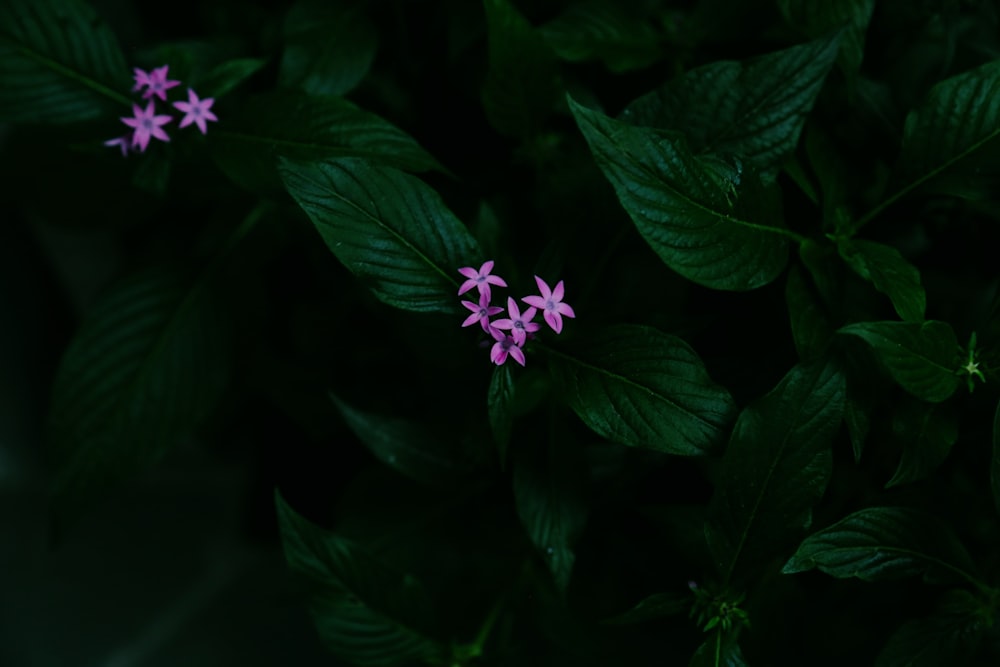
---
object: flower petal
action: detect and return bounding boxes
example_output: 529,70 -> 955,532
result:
522,295 -> 545,309
544,310 -> 562,333
509,346 -> 526,366
552,280 -> 565,301
458,266 -> 479,279
534,275 -> 552,300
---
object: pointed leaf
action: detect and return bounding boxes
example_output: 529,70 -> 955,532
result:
540,1 -> 662,73
620,33 -> 842,177
602,591 -> 689,625
992,399 -> 1000,518
782,506 -> 981,586
0,0 -> 130,123
547,324 -> 737,456
279,157 -> 479,313
839,239 -> 926,323
570,97 -> 791,291
837,320 -> 960,403
709,361 -> 845,585
276,493 -> 447,666
785,264 -> 833,362
47,269 -> 229,516
777,0 -> 874,84
876,590 -> 985,667
212,91 -> 442,193
481,0 -> 558,138
689,633 -> 748,667
197,57 -> 267,98
488,364 -> 514,464
886,399 -> 958,488
330,394 -> 469,485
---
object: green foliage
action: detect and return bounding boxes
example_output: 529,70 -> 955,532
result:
886,397 -> 958,488
838,239 -> 926,323
487,364 -> 514,463
875,590 -> 987,667
777,0 -> 874,85
540,1 -> 663,72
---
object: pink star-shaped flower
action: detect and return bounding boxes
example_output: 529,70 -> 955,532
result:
132,67 -> 152,93
522,276 -> 576,334
457,260 -> 507,302
142,65 -> 181,102
103,134 -> 132,157
172,88 -> 218,134
461,293 -> 504,331
120,101 -> 172,152
489,327 -> 525,367
491,297 -> 540,346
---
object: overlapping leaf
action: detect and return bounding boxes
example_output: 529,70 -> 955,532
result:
279,157 -> 479,313
839,239 -> 926,323
540,1 -> 662,72
886,399 -> 957,488
0,0 -> 129,123
488,364 -> 514,463
778,0 -> 874,84
570,98 -> 790,290
547,324 -> 736,455
875,591 -> 984,667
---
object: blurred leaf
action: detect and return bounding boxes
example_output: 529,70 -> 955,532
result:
0,0 -> 129,123
570,97 -> 790,291
782,506 -> 982,587
47,269 -> 229,517
839,239 -> 926,323
620,33 -> 842,178
211,91 -> 442,192
602,591 -> 689,625
785,264 -> 833,362
992,399 -> 1000,518
708,361 -> 845,586
481,0 -> 558,138
330,394 -> 471,485
540,1 -> 662,72
837,320 -> 960,403
689,633 -> 748,667
547,324 -> 737,456
197,57 -> 267,98
513,428 -> 588,592
875,590 -> 985,667
777,0 -> 874,85
280,0 -> 378,96
276,492 -> 448,666
279,157 -> 479,313
488,364 -> 514,465
886,398 -> 958,488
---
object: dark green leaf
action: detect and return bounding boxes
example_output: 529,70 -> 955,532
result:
540,1 -> 662,73
785,264 -> 833,362
0,0 -> 130,123
513,430 -> 588,592
570,97 -> 791,291
839,239 -> 926,323
279,157 -> 479,313
212,91 -> 442,192
992,399 -> 1000,518
620,33 -> 842,177
782,506 -> 982,586
330,394 -> 469,485
275,492 -> 447,666
547,324 -> 737,456
876,590 -> 985,667
778,0 -> 874,85
481,0 -> 558,138
602,591 -> 689,625
488,364 -> 514,465
197,57 -> 267,98
886,399 -> 958,488
280,0 -> 378,96
689,633 -> 748,667
47,269 -> 229,515
708,361 -> 845,585
837,320 -> 960,403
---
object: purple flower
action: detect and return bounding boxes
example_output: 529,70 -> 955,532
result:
522,276 -> 576,334
172,88 -> 218,134
121,101 -> 172,152
491,297 -> 540,346
489,327 -> 525,367
132,67 -> 152,93
461,293 -> 504,331
142,65 -> 181,102
103,134 -> 132,157
458,260 -> 508,302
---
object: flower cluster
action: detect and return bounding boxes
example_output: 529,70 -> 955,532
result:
458,261 -> 575,367
104,65 -> 218,156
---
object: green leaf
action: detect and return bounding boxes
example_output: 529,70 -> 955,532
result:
0,0 -> 130,123
279,157 -> 479,313
540,1 -> 662,73
886,398 -> 958,488
992,399 -> 1000,518
330,394 -> 470,485
875,590 -> 985,667
689,633 -> 748,667
197,57 -> 267,98
275,492 -> 447,666
777,0 -> 874,85
782,507 -> 982,587
488,364 -> 514,465
837,320 -> 961,403
513,430 -> 588,593
211,91 -> 442,193
620,33 -> 842,177
839,239 -> 926,323
708,361 -> 845,586
602,591 -> 689,625
47,269 -> 229,517
280,0 -> 378,96
547,324 -> 737,456
481,0 -> 558,138
570,97 -> 791,291
785,264 -> 834,362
